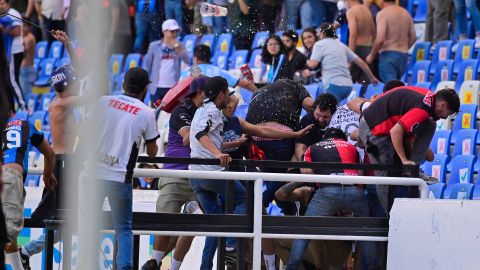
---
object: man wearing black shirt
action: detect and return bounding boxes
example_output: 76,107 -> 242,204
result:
280,30 -> 308,80
295,93 -> 338,161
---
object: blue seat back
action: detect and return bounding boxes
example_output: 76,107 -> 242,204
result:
448,183 -> 474,200
109,54 -> 124,77
431,60 -> 454,89
12,111 -> 29,121
48,41 -> 64,59
364,83 -> 385,99
411,60 -> 431,85
55,57 -> 70,68
182,34 -> 198,57
413,0 -> 428,22
251,31 -> 269,49
200,34 -> 216,52
230,50 -> 249,69
26,93 -> 40,112
249,49 -> 263,68
452,104 -> 478,131
454,39 -> 476,73
40,92 -> 56,111
212,52 -> 228,70
449,155 -> 475,185
455,59 -> 478,90
430,130 -> 452,156
34,58 -> 57,86
29,111 -> 48,131
452,129 -> 477,156
305,84 -> 319,99
122,54 -> 142,73
214,33 -> 233,56
35,41 -> 49,60
240,89 -> 253,104
408,42 -> 431,74
431,40 -> 453,72
428,183 -> 446,199
234,104 -> 249,119
423,155 -> 448,183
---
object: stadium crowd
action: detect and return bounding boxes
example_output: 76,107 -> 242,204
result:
0,0 -> 472,269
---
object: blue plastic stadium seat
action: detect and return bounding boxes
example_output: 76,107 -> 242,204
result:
448,183 -> 474,200
410,60 -> 431,85
108,54 -> 124,76
12,111 -> 29,121
234,104 -> 249,119
48,41 -> 64,59
122,54 -> 142,73
24,175 -> 41,187
39,92 -> 55,111
430,130 -> 452,156
415,82 -> 432,89
182,34 -> 198,58
29,111 -> 48,131
407,42 -> 431,75
305,84 -> 319,99
200,34 -> 216,52
26,93 -> 40,113
214,33 -> 233,57
445,155 -> 475,197
240,88 -> 253,104
364,83 -> 385,99
413,0 -> 428,23
451,105 -> 478,144
249,49 -> 263,68
43,131 -> 51,143
430,40 -> 453,75
251,31 -> 269,49
428,183 -> 446,199
34,41 -> 49,60
212,52 -> 228,70
430,60 -> 454,90
34,58 -> 57,86
453,39 -> 475,74
455,59 -> 478,90
423,155 -> 448,183
229,50 -> 249,69
54,57 -> 70,68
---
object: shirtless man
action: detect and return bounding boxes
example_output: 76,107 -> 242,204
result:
366,0 -> 416,82
345,0 -> 377,83
19,20 -> 36,98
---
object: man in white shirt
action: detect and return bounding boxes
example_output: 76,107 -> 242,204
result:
36,0 -> 68,42
79,67 -> 159,270
0,0 -> 25,109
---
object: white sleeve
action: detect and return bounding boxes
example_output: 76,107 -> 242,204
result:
143,109 -> 160,142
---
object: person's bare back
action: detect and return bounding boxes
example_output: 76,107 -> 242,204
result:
376,4 -> 416,53
347,2 -> 375,48
21,32 -> 35,67
49,96 -> 81,154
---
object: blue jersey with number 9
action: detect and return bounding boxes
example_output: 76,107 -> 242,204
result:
2,119 -> 44,172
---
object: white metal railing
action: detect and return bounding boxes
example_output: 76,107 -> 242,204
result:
28,167 -> 428,270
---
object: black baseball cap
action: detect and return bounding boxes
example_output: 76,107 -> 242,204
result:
123,67 -> 151,94
204,76 -> 228,100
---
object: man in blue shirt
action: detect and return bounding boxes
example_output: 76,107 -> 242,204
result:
133,0 -> 164,53
180,45 -> 257,93
1,118 -> 56,269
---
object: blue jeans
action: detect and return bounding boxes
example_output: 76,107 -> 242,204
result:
454,0 -> 480,35
310,0 -> 338,28
378,51 -> 409,83
133,12 -> 162,53
189,178 -> 246,270
165,0 -> 184,31
285,186 -> 379,270
255,139 -> 296,215
19,66 -> 35,98
151,87 -> 171,104
285,0 -> 304,30
324,83 -> 352,102
300,1 -> 313,29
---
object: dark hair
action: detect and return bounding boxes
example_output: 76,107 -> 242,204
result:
436,88 -> 460,113
261,35 -> 285,64
282,29 -> 299,44
383,80 -> 405,93
319,23 -> 337,39
315,93 -> 338,114
301,27 -> 318,49
194,45 -> 211,63
322,128 -> 347,141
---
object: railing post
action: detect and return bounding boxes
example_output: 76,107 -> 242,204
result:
252,178 -> 263,270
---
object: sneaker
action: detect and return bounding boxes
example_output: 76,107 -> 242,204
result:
141,258 -> 161,270
19,247 -> 31,270
419,171 -> 438,184
225,249 -> 237,265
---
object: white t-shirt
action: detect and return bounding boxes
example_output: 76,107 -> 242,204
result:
85,95 -> 159,182
8,8 -> 24,55
157,47 -> 178,88
327,105 -> 365,160
189,101 -> 225,171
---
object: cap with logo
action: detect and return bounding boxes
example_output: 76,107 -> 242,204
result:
204,76 -> 229,100
123,67 -> 151,94
162,19 -> 180,32
49,65 -> 79,92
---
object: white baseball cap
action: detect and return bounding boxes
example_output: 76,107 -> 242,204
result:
162,19 -> 180,32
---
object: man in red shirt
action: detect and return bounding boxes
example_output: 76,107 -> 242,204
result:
358,87 -> 459,211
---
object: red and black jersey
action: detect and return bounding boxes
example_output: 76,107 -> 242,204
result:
304,139 -> 360,176
362,86 -> 435,136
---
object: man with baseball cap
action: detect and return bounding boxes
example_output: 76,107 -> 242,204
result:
144,19 -> 190,104
143,75 -> 208,270
78,67 -> 159,270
